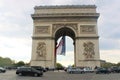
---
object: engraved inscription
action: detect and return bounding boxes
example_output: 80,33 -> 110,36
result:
80,25 -> 95,34
35,26 -> 50,34
83,42 -> 95,59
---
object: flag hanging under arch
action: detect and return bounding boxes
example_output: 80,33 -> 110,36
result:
56,36 -> 66,55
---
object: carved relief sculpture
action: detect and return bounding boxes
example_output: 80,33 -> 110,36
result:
36,42 -> 46,59
83,42 -> 95,59
80,25 -> 95,34
52,24 -> 78,34
35,26 -> 50,34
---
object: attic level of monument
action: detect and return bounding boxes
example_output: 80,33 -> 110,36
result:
31,5 -> 99,21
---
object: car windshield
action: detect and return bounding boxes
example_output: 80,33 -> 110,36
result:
31,68 -> 39,72
0,67 -> 4,69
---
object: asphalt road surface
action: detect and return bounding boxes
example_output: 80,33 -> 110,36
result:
0,70 -> 120,80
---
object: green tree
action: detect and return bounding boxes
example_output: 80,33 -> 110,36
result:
25,62 -> 30,66
0,57 -> 14,67
101,62 -> 116,68
72,64 -> 75,67
56,63 -> 64,70
116,62 -> 120,67
15,61 -> 25,67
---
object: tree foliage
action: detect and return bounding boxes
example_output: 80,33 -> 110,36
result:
15,61 -> 25,67
116,62 -> 120,66
0,57 -> 14,67
101,62 -> 116,68
0,56 -> 29,67
56,63 -> 64,69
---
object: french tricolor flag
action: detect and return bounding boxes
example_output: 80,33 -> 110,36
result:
56,36 -> 66,55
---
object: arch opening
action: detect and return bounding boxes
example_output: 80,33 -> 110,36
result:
55,27 -> 76,67
55,27 -> 75,42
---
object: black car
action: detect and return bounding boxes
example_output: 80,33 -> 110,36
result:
16,67 -> 43,77
31,66 -> 47,72
110,66 -> 120,73
96,67 -> 110,74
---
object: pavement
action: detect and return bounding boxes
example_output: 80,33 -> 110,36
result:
0,70 -> 120,80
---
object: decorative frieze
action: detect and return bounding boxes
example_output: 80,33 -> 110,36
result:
52,24 -> 78,34
80,25 -> 96,34
35,26 -> 50,34
33,18 -> 97,23
32,13 -> 99,19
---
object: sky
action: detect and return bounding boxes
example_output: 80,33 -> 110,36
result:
0,0 -> 120,66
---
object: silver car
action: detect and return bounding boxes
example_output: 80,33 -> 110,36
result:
0,67 -> 6,73
67,67 -> 84,74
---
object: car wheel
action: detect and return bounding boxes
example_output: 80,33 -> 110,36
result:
18,73 -> 22,76
34,73 -> 38,77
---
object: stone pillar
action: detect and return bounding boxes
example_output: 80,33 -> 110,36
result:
75,24 -> 100,69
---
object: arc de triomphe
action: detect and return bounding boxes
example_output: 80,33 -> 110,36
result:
30,5 -> 100,69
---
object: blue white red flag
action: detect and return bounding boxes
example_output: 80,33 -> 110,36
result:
56,36 -> 66,55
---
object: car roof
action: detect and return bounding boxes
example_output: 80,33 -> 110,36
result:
18,67 -> 31,69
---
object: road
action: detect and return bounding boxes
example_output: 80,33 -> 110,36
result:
0,70 -> 120,80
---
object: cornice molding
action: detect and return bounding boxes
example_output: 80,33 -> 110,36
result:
32,36 -> 54,40
34,5 -> 96,9
31,13 -> 99,19
32,36 -> 99,40
75,36 -> 99,39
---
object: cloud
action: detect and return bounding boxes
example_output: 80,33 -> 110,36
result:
0,0 -> 4,7
97,0 -> 120,51
57,51 -> 74,67
66,36 -> 74,51
100,50 -> 120,63
49,0 -> 73,5
57,49 -> 120,67
0,36 -> 32,62
0,1 -> 33,38
99,38 -> 120,50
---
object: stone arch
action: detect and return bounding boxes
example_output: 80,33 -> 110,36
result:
54,26 -> 76,42
52,24 -> 78,40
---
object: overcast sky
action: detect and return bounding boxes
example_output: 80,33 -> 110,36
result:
0,0 -> 120,66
